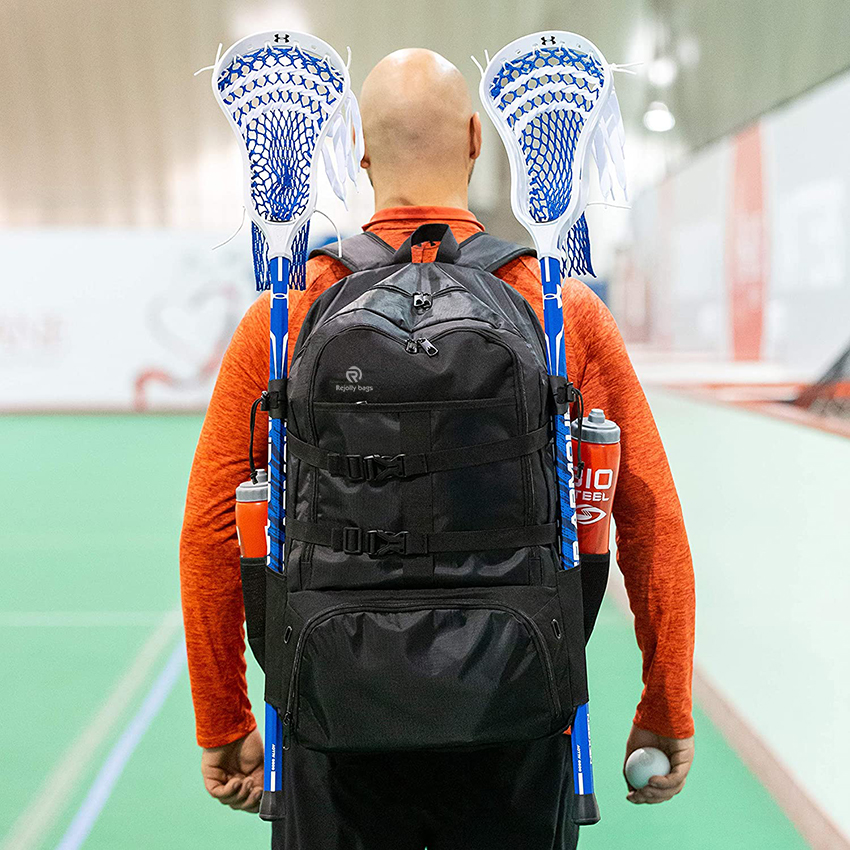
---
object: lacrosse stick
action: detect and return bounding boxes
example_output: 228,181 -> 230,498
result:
212,29 -> 361,821
478,31 -> 628,826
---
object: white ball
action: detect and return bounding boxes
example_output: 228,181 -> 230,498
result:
625,747 -> 671,789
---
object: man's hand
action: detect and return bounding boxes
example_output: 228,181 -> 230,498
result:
201,728 -> 265,813
624,724 -> 694,804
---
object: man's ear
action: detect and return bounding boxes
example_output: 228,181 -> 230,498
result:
469,112 -> 483,162
356,125 -> 370,170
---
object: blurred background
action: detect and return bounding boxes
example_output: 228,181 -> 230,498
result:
2,1 -> 849,848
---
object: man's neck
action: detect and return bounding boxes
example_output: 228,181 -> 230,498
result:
372,186 -> 469,212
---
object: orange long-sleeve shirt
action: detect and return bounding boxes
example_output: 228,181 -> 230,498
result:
180,206 -> 695,749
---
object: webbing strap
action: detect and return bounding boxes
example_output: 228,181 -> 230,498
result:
286,424 -> 551,481
456,232 -> 537,272
309,229 -> 536,274
285,519 -> 558,557
400,409 -> 433,580
309,231 -> 395,272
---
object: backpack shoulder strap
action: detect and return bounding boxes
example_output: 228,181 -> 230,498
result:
457,232 -> 537,273
309,231 -> 396,273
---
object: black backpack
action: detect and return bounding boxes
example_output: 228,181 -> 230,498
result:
249,223 -> 600,754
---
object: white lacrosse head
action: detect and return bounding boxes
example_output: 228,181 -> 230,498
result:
212,31 -> 362,263
479,32 -> 627,268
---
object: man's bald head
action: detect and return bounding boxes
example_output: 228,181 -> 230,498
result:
359,49 -> 482,208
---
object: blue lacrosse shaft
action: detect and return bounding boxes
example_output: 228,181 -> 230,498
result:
261,254 -> 291,819
539,255 -> 599,825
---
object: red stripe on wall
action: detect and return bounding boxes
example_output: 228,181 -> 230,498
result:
726,125 -> 769,361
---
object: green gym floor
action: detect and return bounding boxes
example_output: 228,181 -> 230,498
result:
0,415 -> 809,849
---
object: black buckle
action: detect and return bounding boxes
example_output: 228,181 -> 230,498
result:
363,454 -> 406,482
365,529 -> 408,556
327,453 -> 406,481
548,376 -> 575,415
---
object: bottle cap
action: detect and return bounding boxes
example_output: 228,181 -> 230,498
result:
571,408 -> 620,444
236,469 -> 269,502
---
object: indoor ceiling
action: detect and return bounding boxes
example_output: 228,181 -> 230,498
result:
3,0 -> 849,234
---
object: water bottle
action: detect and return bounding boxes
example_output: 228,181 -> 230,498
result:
571,409 -> 621,554
235,470 -> 269,558
571,409 -> 621,640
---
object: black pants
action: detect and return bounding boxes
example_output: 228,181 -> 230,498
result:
271,733 -> 579,850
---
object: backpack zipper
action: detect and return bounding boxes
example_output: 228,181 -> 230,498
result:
405,337 -> 439,356
281,597 -> 562,748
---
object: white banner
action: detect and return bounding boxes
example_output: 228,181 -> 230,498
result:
0,229 -> 257,412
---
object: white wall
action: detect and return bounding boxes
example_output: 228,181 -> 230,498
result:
621,68 -> 850,379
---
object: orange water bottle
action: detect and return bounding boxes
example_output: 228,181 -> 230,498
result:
571,409 -> 621,554
236,470 -> 269,558
571,409 -> 621,639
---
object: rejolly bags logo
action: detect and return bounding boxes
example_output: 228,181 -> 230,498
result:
335,365 -> 374,394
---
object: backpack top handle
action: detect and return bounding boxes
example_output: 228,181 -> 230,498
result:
391,223 -> 461,265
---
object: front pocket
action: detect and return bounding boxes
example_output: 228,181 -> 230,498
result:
286,597 -> 563,753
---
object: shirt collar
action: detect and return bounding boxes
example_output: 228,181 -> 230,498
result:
363,206 -> 485,233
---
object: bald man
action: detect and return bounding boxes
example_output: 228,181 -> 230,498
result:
359,49 -> 481,209
181,49 -> 695,850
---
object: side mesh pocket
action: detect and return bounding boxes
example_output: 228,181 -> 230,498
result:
555,568 -> 589,710
240,556 -> 267,670
579,552 -> 610,643
263,566 -> 296,712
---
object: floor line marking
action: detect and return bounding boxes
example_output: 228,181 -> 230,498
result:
0,612 -> 172,628
55,641 -> 186,850
0,609 -> 182,850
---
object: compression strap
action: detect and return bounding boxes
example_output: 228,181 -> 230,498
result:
286,424 -> 550,482
285,519 -> 558,557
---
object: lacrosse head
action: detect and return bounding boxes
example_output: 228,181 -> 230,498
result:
212,31 -> 362,289
479,32 -> 627,275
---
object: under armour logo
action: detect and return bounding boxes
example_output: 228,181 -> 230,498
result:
541,35 -> 556,45
345,366 -> 363,383
274,33 -> 290,43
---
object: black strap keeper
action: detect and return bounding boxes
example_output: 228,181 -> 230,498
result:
266,378 -> 287,420
339,526 -> 363,554
549,376 -> 576,415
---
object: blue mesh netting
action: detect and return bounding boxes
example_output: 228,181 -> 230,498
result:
251,221 -> 310,292
217,44 -> 345,288
563,214 -> 594,278
520,109 -> 584,223
489,46 -> 605,275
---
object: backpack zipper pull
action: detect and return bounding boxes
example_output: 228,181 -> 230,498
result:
416,338 -> 439,356
283,711 -> 293,750
412,291 -> 433,312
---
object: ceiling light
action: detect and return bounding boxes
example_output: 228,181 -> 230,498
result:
643,101 -> 676,133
